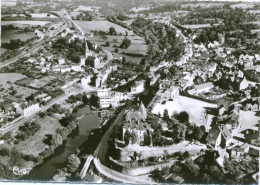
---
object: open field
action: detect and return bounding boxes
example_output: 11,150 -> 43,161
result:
15,116 -> 61,156
238,110 -> 260,133
75,20 -> 129,34
29,76 -> 57,89
88,35 -> 147,63
0,48 -> 7,55
246,21 -> 260,25
129,7 -> 151,12
30,13 -> 58,18
230,3 -> 254,9
74,6 -> 101,12
181,24 -> 214,29
152,95 -> 217,126
0,73 -> 27,85
1,21 -> 51,26
51,11 -> 65,18
121,19 -> 134,26
1,30 -> 36,43
1,83 -> 37,98
181,3 -> 224,8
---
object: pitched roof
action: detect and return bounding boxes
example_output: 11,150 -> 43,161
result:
194,82 -> 214,91
206,126 -> 221,146
86,56 -> 96,62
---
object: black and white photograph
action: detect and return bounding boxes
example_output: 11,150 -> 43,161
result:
0,0 -> 259,184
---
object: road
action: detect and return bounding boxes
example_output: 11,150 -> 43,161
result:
0,22 -> 67,69
62,9 -> 85,35
0,89 -> 94,134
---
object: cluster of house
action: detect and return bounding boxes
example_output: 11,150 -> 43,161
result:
26,38 -> 102,74
205,98 -> 260,167
0,92 -> 52,121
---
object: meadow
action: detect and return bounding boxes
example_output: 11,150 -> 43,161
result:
1,30 -> 36,43
0,73 -> 27,85
73,6 -> 101,12
88,35 -> 147,63
1,21 -> 51,26
181,24 -> 216,29
74,20 -> 129,34
230,3 -> 254,9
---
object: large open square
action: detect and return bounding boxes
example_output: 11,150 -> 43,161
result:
152,95 -> 217,126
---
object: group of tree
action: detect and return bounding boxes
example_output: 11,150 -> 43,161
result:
131,17 -> 185,65
151,151 -> 258,184
15,121 -> 41,141
2,39 -> 27,50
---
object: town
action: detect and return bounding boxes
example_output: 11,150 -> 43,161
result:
0,0 -> 259,184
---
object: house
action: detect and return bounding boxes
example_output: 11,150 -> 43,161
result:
131,80 -> 145,94
85,56 -> 100,69
248,147 -> 259,158
58,57 -> 66,65
80,55 -> 85,66
194,82 -> 214,93
230,146 -> 247,159
241,98 -> 260,111
16,101 -> 40,117
234,77 -> 249,91
71,64 -> 83,72
206,125 -> 232,150
245,129 -> 260,146
43,52 -> 52,61
35,93 -> 51,102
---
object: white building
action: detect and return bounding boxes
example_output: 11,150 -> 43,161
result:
81,76 -> 92,88
16,102 -> 40,117
131,80 -> 145,94
71,64 -> 83,72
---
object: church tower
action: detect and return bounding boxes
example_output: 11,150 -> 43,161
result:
138,101 -> 147,120
85,39 -> 91,57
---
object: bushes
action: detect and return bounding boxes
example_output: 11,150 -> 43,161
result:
0,147 -> 10,156
15,122 -> 41,141
121,52 -> 145,57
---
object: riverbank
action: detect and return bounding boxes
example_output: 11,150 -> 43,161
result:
21,105 -> 100,181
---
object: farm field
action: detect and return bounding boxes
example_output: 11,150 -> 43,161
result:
1,83 -> 37,98
0,73 -> 27,85
181,24 -> 214,29
29,76 -> 57,89
246,21 -> 260,25
74,20 -> 129,34
1,21 -> 51,26
230,3 -> 254,9
181,3 -> 224,8
152,95 -> 217,127
30,13 -> 58,18
74,6 -> 101,12
1,30 -> 36,43
129,7 -> 151,12
88,35 -> 147,63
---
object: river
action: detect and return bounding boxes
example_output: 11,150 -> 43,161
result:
22,106 -> 100,181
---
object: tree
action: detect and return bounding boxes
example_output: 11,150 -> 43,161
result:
67,154 -> 81,173
177,111 -> 189,124
192,126 -> 204,140
124,130 -> 131,145
131,130 -> 138,144
163,109 -> 169,121
120,37 -> 131,48
109,27 -> 117,35
114,48 -> 119,53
